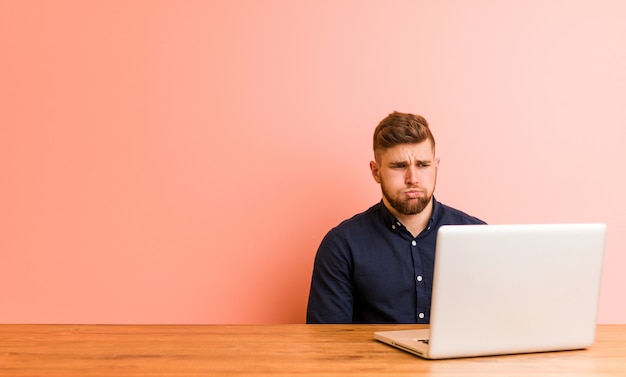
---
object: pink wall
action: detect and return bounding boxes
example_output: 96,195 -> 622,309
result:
1,1 -> 625,324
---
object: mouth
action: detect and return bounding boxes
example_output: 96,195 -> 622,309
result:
404,190 -> 422,198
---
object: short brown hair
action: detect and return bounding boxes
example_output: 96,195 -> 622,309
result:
373,111 -> 436,160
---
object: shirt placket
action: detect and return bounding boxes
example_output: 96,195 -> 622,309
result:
411,238 -> 428,323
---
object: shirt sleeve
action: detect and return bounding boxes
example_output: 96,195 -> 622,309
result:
306,228 -> 354,323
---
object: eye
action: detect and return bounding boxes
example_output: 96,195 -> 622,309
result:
390,163 -> 407,169
417,161 -> 431,168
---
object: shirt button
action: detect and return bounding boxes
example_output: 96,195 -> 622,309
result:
419,313 -> 425,319
411,240 -> 417,246
416,275 -> 423,282
391,225 -> 396,230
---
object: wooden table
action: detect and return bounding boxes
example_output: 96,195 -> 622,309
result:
1,324 -> 625,376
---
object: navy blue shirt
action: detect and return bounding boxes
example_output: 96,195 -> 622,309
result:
306,198 -> 485,324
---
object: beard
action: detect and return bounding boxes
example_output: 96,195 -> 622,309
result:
381,185 -> 433,215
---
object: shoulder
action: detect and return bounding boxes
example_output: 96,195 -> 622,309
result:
328,202 -> 383,233
434,199 -> 486,225
318,202 -> 384,249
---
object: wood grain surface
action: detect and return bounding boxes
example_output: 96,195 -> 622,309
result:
1,324 -> 625,376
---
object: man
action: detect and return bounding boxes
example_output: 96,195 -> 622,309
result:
306,111 -> 485,324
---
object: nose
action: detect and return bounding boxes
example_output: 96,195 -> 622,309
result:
405,166 -> 419,185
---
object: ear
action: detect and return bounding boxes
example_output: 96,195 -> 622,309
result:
370,160 -> 381,183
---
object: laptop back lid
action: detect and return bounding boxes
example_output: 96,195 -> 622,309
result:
427,223 -> 606,359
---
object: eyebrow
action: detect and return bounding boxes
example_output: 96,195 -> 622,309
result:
388,159 -> 432,166
389,158 -> 432,163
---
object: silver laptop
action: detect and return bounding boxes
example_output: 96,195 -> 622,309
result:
374,223 -> 607,359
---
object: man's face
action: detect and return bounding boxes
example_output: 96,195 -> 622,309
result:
370,141 -> 439,216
